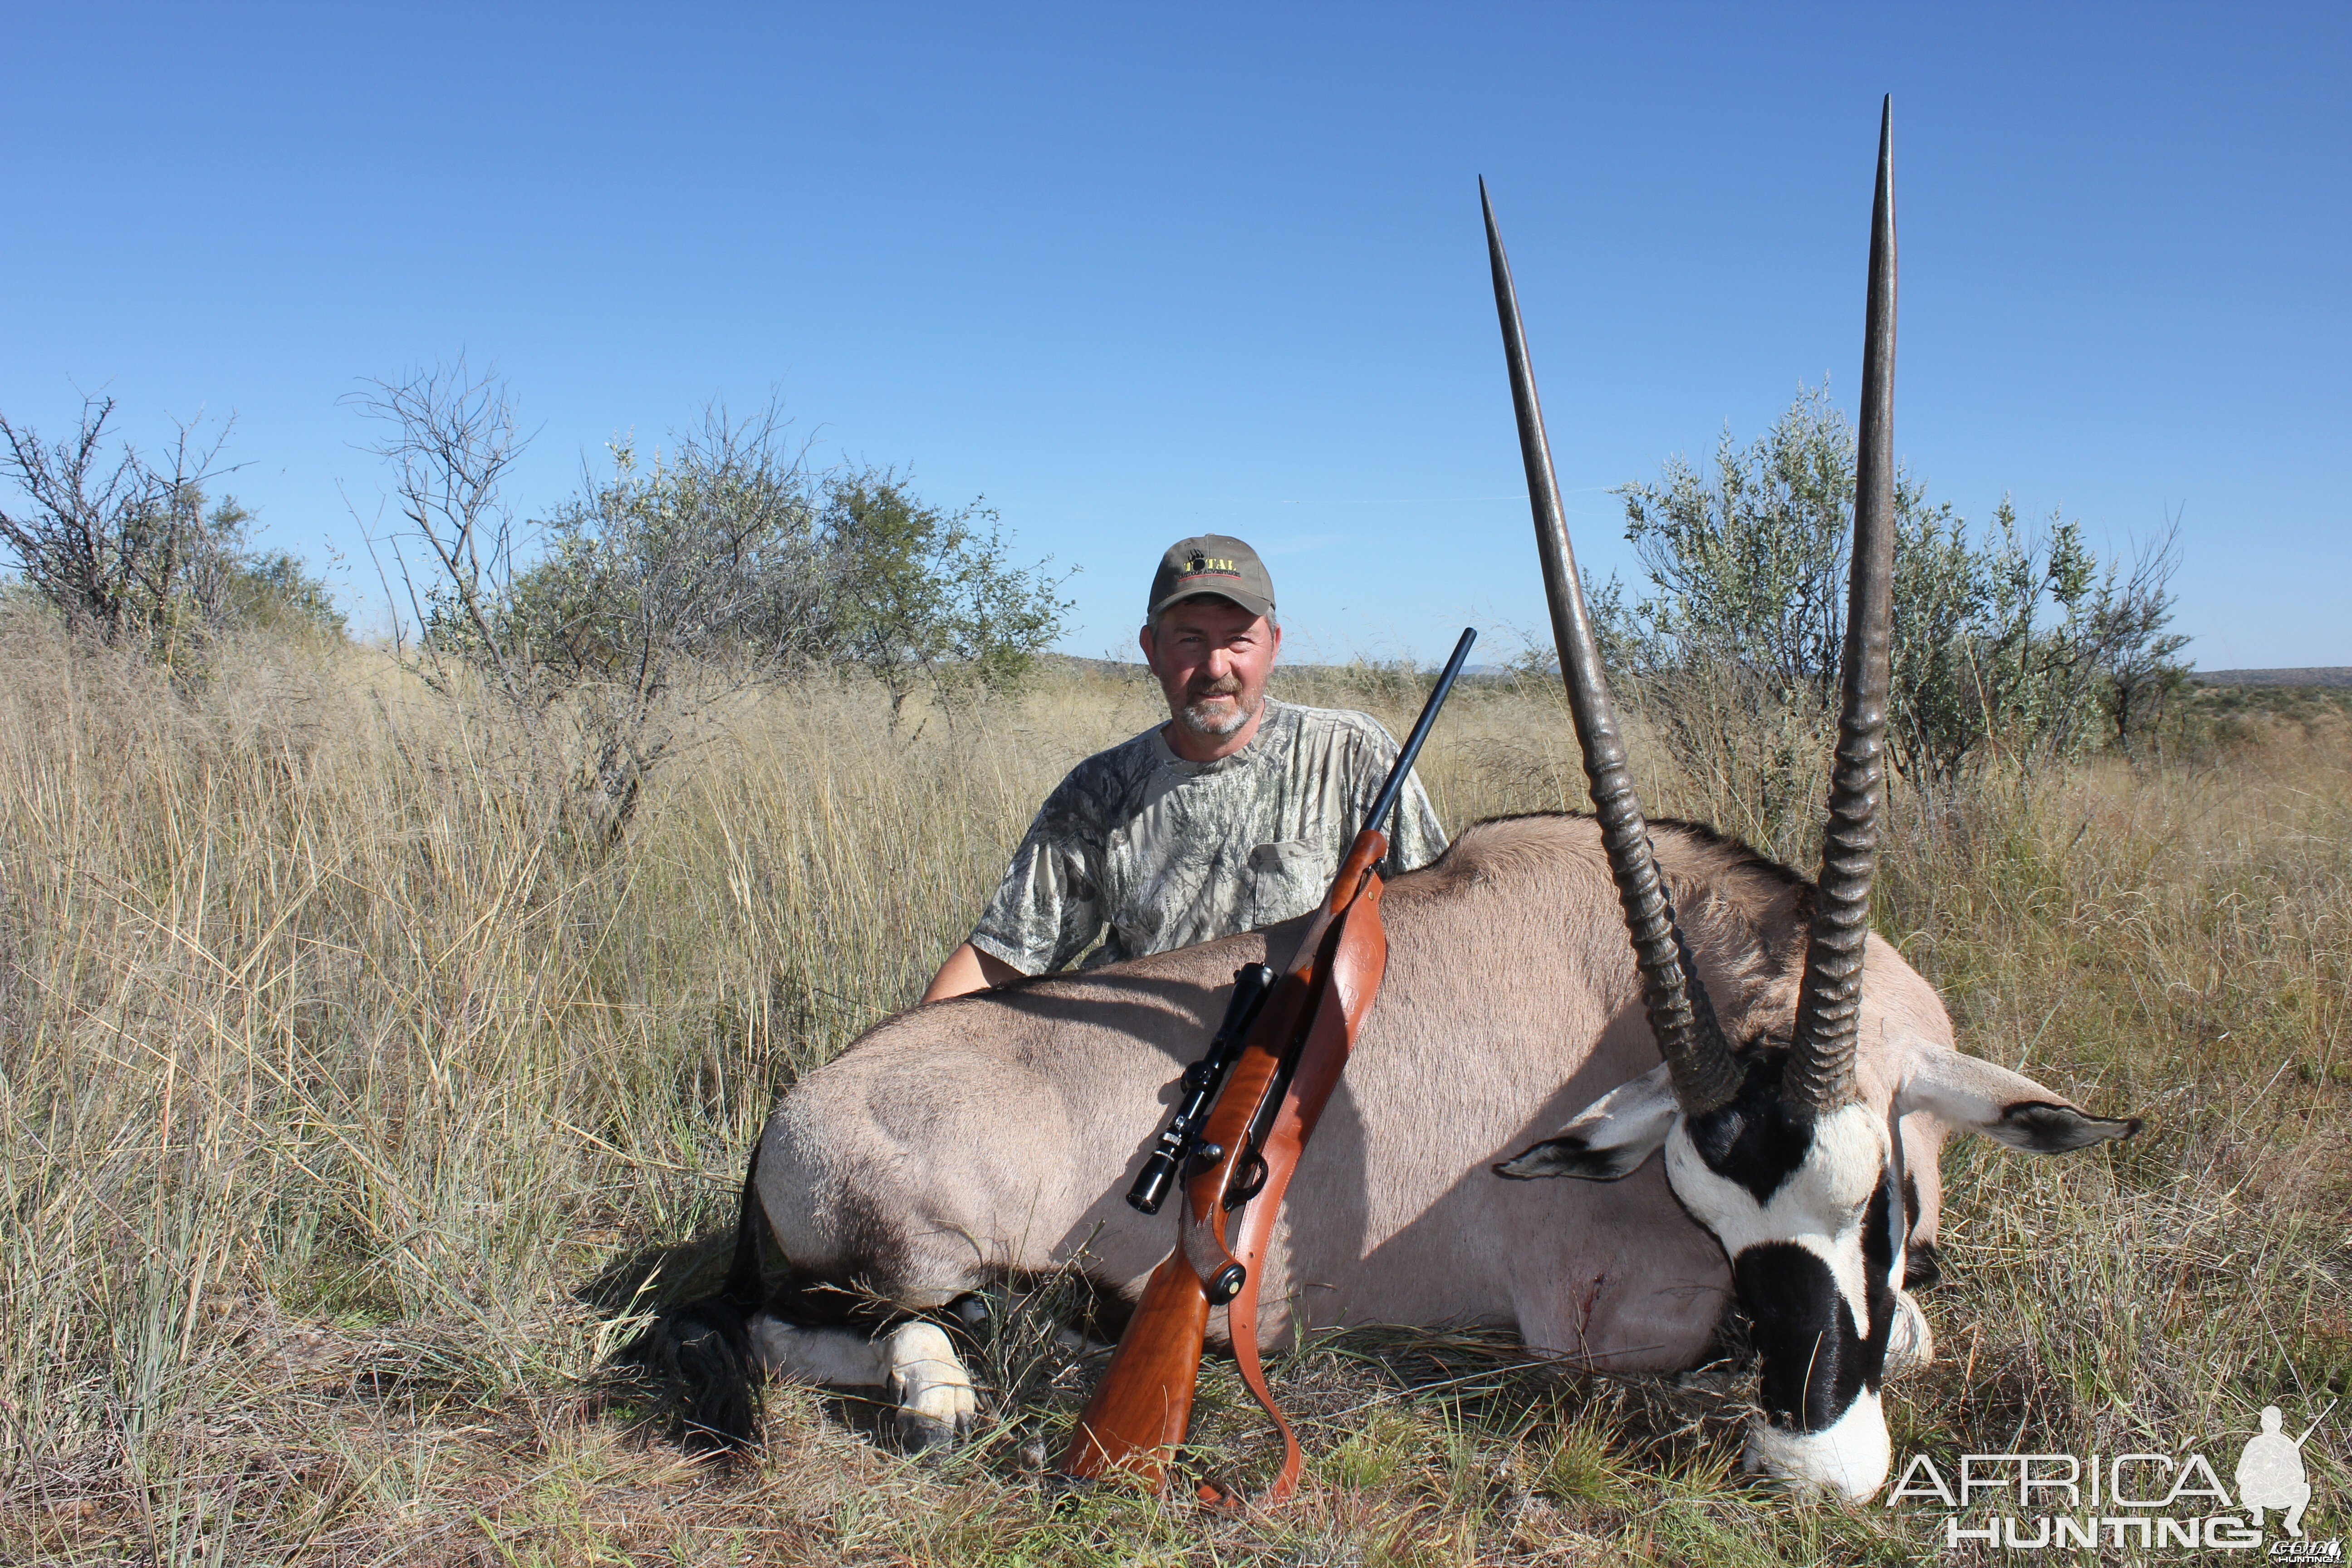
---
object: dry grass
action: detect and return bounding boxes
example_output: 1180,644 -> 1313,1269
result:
0,613 -> 2344,1565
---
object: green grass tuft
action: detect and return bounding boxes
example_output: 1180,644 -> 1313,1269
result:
1,613 -> 2343,1563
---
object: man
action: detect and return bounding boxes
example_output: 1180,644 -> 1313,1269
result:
922,534 -> 1447,1002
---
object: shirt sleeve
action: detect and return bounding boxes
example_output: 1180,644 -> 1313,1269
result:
966,781 -> 1107,976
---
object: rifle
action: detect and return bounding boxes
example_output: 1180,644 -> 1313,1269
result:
1059,626 -> 1478,1502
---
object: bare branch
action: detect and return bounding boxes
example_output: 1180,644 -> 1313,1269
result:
346,358 -> 533,701
0,395 -> 243,648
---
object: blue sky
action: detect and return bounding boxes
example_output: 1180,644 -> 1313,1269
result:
4,3 -> 2345,669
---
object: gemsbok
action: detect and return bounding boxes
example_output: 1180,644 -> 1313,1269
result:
645,102 -> 2139,1499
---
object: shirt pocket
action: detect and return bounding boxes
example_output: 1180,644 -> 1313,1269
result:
1248,839 -> 1326,930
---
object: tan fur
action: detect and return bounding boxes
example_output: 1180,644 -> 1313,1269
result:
754,814 -> 2006,1367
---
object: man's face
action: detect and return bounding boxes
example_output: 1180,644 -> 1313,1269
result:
1139,595 -> 1281,745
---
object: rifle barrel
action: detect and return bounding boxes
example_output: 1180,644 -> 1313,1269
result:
1364,627 -> 1478,841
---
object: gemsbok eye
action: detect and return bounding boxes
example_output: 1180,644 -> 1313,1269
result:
636,98 -> 2139,1514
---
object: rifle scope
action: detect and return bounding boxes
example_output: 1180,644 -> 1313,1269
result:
1124,626 -> 1478,1218
1126,963 -> 1277,1214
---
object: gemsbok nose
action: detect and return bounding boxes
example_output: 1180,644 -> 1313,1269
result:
1487,99 -> 2133,1497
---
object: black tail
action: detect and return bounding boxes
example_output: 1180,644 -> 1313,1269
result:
640,1143 -> 769,1456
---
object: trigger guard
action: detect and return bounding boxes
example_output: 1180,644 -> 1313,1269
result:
1224,1153 -> 1268,1209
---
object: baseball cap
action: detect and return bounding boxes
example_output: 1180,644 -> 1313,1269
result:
1147,534 -> 1276,621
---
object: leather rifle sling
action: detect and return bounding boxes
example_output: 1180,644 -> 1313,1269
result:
1194,869 -> 1391,1507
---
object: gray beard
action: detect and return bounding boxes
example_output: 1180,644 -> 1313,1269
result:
1177,692 -> 1259,739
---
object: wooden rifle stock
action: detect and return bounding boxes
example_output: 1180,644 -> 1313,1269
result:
1059,829 -> 1392,1498
1058,626 -> 1472,1501
1055,1246 -> 1211,1488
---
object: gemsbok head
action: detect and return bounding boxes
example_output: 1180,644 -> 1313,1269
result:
1486,100 -> 2140,1497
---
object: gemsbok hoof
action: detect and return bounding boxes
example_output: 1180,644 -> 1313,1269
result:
882,1321 -> 978,1452
650,108 -> 2146,1507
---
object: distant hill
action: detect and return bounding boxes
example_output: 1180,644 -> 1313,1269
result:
2194,668 -> 2352,689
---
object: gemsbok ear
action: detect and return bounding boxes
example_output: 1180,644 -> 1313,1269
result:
1495,1064 -> 1678,1181
1895,1043 -> 2141,1154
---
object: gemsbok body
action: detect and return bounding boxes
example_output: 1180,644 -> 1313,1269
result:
647,103 -> 2139,1499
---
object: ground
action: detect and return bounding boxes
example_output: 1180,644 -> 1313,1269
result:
1,618 -> 2344,1565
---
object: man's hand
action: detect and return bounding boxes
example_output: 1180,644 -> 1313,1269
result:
921,943 -> 1022,1003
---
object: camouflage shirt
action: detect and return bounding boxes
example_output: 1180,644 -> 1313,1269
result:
967,698 -> 1448,975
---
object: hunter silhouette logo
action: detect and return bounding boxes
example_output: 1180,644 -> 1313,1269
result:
2238,1405 -> 2323,1539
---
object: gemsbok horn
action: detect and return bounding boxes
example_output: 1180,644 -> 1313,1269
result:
1480,176 -> 1744,1117
638,99 -> 2140,1509
1785,95 -> 1898,1115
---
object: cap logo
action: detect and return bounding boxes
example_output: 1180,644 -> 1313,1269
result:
1182,556 -> 1238,576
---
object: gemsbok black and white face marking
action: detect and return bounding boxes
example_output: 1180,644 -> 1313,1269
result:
1669,1056 -> 1901,1494
1499,1049 -> 1905,1494
1499,1038 -> 2137,1496
1482,100 -> 2135,1497
641,110 -> 2147,1495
